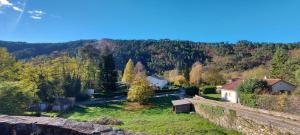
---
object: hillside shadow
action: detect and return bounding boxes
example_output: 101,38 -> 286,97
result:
149,96 -> 179,109
83,101 -> 125,110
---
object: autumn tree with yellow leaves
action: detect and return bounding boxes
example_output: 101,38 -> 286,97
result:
189,62 -> 203,86
127,73 -> 154,104
122,59 -> 135,85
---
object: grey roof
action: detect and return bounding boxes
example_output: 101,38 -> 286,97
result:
172,99 -> 192,106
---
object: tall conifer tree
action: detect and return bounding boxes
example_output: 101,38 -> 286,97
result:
98,46 -> 118,93
270,47 -> 288,78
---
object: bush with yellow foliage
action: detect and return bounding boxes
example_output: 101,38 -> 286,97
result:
127,73 -> 154,104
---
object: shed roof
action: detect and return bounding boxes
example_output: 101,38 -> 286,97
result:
265,79 -> 295,87
265,79 -> 281,86
171,99 -> 191,106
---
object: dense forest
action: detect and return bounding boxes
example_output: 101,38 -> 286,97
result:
1,39 -> 300,73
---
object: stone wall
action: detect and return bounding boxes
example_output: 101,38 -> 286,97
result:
190,96 -> 300,135
0,115 -> 145,135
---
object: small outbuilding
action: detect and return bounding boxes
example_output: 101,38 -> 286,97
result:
264,78 -> 295,94
172,99 -> 192,113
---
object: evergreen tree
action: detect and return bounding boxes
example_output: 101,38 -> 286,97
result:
127,73 -> 154,104
184,67 -> 190,82
175,61 -> 182,74
122,59 -> 135,85
37,74 -> 52,102
237,78 -> 269,94
63,74 -> 81,97
63,73 -> 73,97
98,46 -> 118,93
270,47 -> 288,78
73,77 -> 82,98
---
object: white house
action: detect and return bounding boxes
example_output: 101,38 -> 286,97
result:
221,78 -> 241,103
147,75 -> 168,89
220,78 -> 296,103
265,79 -> 295,94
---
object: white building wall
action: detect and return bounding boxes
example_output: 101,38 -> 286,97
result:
147,76 -> 168,89
86,89 -> 95,96
221,89 -> 238,103
271,81 -> 295,93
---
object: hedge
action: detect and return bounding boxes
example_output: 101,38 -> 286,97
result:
202,86 -> 217,94
185,86 -> 199,96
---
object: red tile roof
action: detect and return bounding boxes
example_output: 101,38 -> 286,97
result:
265,79 -> 281,86
222,78 -> 242,91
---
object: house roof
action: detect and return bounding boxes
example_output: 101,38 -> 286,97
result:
265,79 -> 281,86
222,78 -> 242,91
172,99 -> 192,106
264,79 -> 295,87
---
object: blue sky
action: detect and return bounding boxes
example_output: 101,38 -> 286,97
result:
0,0 -> 300,43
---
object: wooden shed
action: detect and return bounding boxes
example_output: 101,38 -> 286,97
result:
172,99 -> 192,113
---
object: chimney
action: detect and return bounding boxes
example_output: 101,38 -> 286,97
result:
264,76 -> 267,80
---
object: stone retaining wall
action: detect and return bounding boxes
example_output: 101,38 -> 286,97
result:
0,115 -> 145,135
190,96 -> 300,135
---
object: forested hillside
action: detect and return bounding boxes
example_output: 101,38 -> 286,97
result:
1,39 -> 300,73
0,40 -> 96,59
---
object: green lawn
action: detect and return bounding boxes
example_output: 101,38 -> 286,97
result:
62,96 -> 241,135
202,94 -> 222,101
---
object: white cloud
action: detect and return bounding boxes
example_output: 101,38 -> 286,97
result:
0,0 -> 13,6
28,10 -> 45,20
30,15 -> 41,20
12,6 -> 23,12
0,0 -> 23,13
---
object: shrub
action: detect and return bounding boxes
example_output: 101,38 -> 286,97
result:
202,86 -> 217,94
93,93 -> 104,98
76,93 -> 90,101
239,94 -> 257,108
0,82 -> 32,115
173,75 -> 188,86
185,86 -> 199,96
237,78 -> 268,94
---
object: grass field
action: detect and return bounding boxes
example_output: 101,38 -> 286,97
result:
202,93 -> 222,101
62,96 -> 241,135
